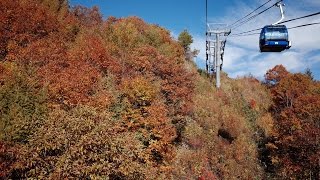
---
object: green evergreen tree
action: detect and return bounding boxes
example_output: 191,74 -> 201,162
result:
178,29 -> 193,51
304,68 -> 314,81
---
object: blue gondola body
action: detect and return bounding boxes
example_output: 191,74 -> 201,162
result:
259,25 -> 291,52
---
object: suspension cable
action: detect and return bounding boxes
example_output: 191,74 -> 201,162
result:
279,12 -> 320,24
231,28 -> 262,36
229,22 -> 320,37
232,0 -> 282,31
288,22 -> 320,29
231,11 -> 320,36
231,0 -> 283,31
229,0 -> 273,28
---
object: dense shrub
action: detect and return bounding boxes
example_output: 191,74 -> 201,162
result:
263,66 -> 320,179
0,63 -> 47,143
2,0 -> 318,179
172,72 -> 266,179
7,107 -> 160,179
0,0 -> 194,178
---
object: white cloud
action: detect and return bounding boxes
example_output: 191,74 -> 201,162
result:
190,35 -> 206,68
223,46 -> 249,70
191,0 -> 320,79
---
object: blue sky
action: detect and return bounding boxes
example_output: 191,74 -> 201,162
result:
69,0 -> 320,80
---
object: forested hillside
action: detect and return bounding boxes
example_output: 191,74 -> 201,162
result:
0,1 -> 319,179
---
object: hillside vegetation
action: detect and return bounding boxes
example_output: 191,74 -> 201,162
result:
1,1 -> 319,179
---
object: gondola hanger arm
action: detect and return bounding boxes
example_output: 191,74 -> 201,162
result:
272,2 -> 285,25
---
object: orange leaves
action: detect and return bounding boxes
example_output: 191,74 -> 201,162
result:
9,106 -> 160,179
121,76 -> 158,107
268,73 -> 315,116
14,34 -> 66,66
101,15 -> 195,117
127,46 -> 157,75
1,1 -> 197,178
152,55 -> 195,116
15,34 -> 100,106
0,0 -> 59,60
51,58 -> 101,105
264,64 -> 289,87
107,17 -> 146,52
71,5 -> 102,28
0,63 -> 14,86
70,33 -> 122,76
120,76 -> 158,128
103,15 -> 195,116
265,65 -> 320,179
120,76 -> 177,164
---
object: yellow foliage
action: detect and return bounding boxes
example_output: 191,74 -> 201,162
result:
121,76 -> 158,106
257,113 -> 277,137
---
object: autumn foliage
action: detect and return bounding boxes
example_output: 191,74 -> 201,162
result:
0,0 -> 194,178
1,0 -> 319,179
262,65 -> 320,179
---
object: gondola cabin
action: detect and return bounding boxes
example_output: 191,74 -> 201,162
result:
259,25 -> 291,52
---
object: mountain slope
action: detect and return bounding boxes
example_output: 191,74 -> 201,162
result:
0,1 -> 319,179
